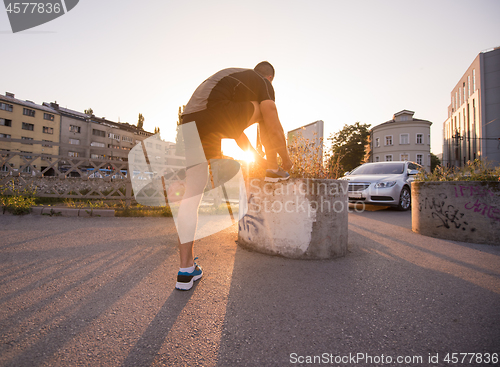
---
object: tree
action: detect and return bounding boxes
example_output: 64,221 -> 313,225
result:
430,153 -> 441,172
327,122 -> 371,173
137,113 -> 144,130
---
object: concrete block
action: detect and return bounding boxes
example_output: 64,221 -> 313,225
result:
78,209 -> 92,217
31,206 -> 44,215
412,181 -> 500,245
238,178 -> 348,259
91,209 -> 115,217
56,208 -> 79,217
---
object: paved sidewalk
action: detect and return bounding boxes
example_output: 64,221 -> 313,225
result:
0,210 -> 499,366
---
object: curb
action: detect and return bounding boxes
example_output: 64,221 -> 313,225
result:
31,206 -> 115,217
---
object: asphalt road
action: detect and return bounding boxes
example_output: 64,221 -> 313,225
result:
0,207 -> 499,367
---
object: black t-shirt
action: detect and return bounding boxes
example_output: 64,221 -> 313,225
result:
182,68 -> 275,116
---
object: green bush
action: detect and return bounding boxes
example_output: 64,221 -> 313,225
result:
1,180 -> 37,215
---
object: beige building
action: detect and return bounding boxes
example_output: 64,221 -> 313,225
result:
0,92 -> 60,174
369,110 -> 432,170
442,47 -> 500,167
43,102 -> 153,163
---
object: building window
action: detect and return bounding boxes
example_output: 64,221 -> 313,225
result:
69,138 -> 80,145
1,164 -> 10,172
108,144 -> 120,149
374,156 -> 380,162
69,125 -> 81,133
22,166 -> 32,173
146,142 -> 153,148
91,141 -> 105,147
463,82 -> 466,105
427,154 -> 431,166
21,151 -> 32,159
416,134 -> 423,144
42,140 -> 52,147
427,134 -> 430,145
385,136 -> 393,146
23,108 -> 35,117
43,113 -> 55,121
43,126 -> 54,134
22,122 -> 34,131
0,118 -> 12,127
473,69 -> 476,91
108,132 -> 120,140
21,136 -> 33,144
122,136 -> 133,143
416,154 -> 423,166
400,153 -> 409,161
385,155 -> 393,162
91,154 -> 105,159
0,133 -> 11,138
468,76 -> 471,97
68,151 -> 80,157
0,102 -> 13,112
400,134 -> 409,145
92,129 -> 105,137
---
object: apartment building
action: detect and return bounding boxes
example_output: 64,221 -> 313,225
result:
0,92 -> 60,174
43,102 -> 153,163
442,47 -> 500,167
369,110 -> 432,170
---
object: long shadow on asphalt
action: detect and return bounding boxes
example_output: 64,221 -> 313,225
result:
215,220 -> 500,366
1,227 -> 178,367
121,287 -> 196,367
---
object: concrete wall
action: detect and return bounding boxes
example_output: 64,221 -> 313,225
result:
238,178 -> 348,259
412,181 -> 500,245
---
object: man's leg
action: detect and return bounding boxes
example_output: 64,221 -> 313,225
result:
176,161 -> 208,267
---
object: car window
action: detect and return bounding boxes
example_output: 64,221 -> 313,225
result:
350,163 -> 405,175
408,162 -> 417,171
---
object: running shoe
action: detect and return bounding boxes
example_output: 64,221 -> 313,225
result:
264,167 -> 290,182
175,257 -> 203,291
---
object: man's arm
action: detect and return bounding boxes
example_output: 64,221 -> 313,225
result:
259,100 -> 293,170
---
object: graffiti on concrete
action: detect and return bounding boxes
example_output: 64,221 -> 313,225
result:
454,184 -> 500,223
238,194 -> 265,241
455,185 -> 495,198
419,193 -> 474,231
464,199 -> 500,222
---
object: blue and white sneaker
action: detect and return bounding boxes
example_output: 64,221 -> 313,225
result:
265,167 -> 290,182
175,257 -> 203,291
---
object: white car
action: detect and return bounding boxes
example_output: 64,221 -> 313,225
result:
340,161 -> 422,211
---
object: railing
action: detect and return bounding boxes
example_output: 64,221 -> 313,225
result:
1,150 -> 135,202
0,150 -> 224,207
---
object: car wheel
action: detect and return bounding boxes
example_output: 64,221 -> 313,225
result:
397,186 -> 411,211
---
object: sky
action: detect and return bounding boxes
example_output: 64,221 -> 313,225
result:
1,0 -> 499,158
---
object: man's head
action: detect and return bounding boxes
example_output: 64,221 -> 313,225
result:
254,61 -> 275,82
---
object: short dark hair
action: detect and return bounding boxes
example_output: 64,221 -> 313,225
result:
254,61 -> 275,78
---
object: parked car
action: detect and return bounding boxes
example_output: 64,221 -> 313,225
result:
340,161 -> 422,211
